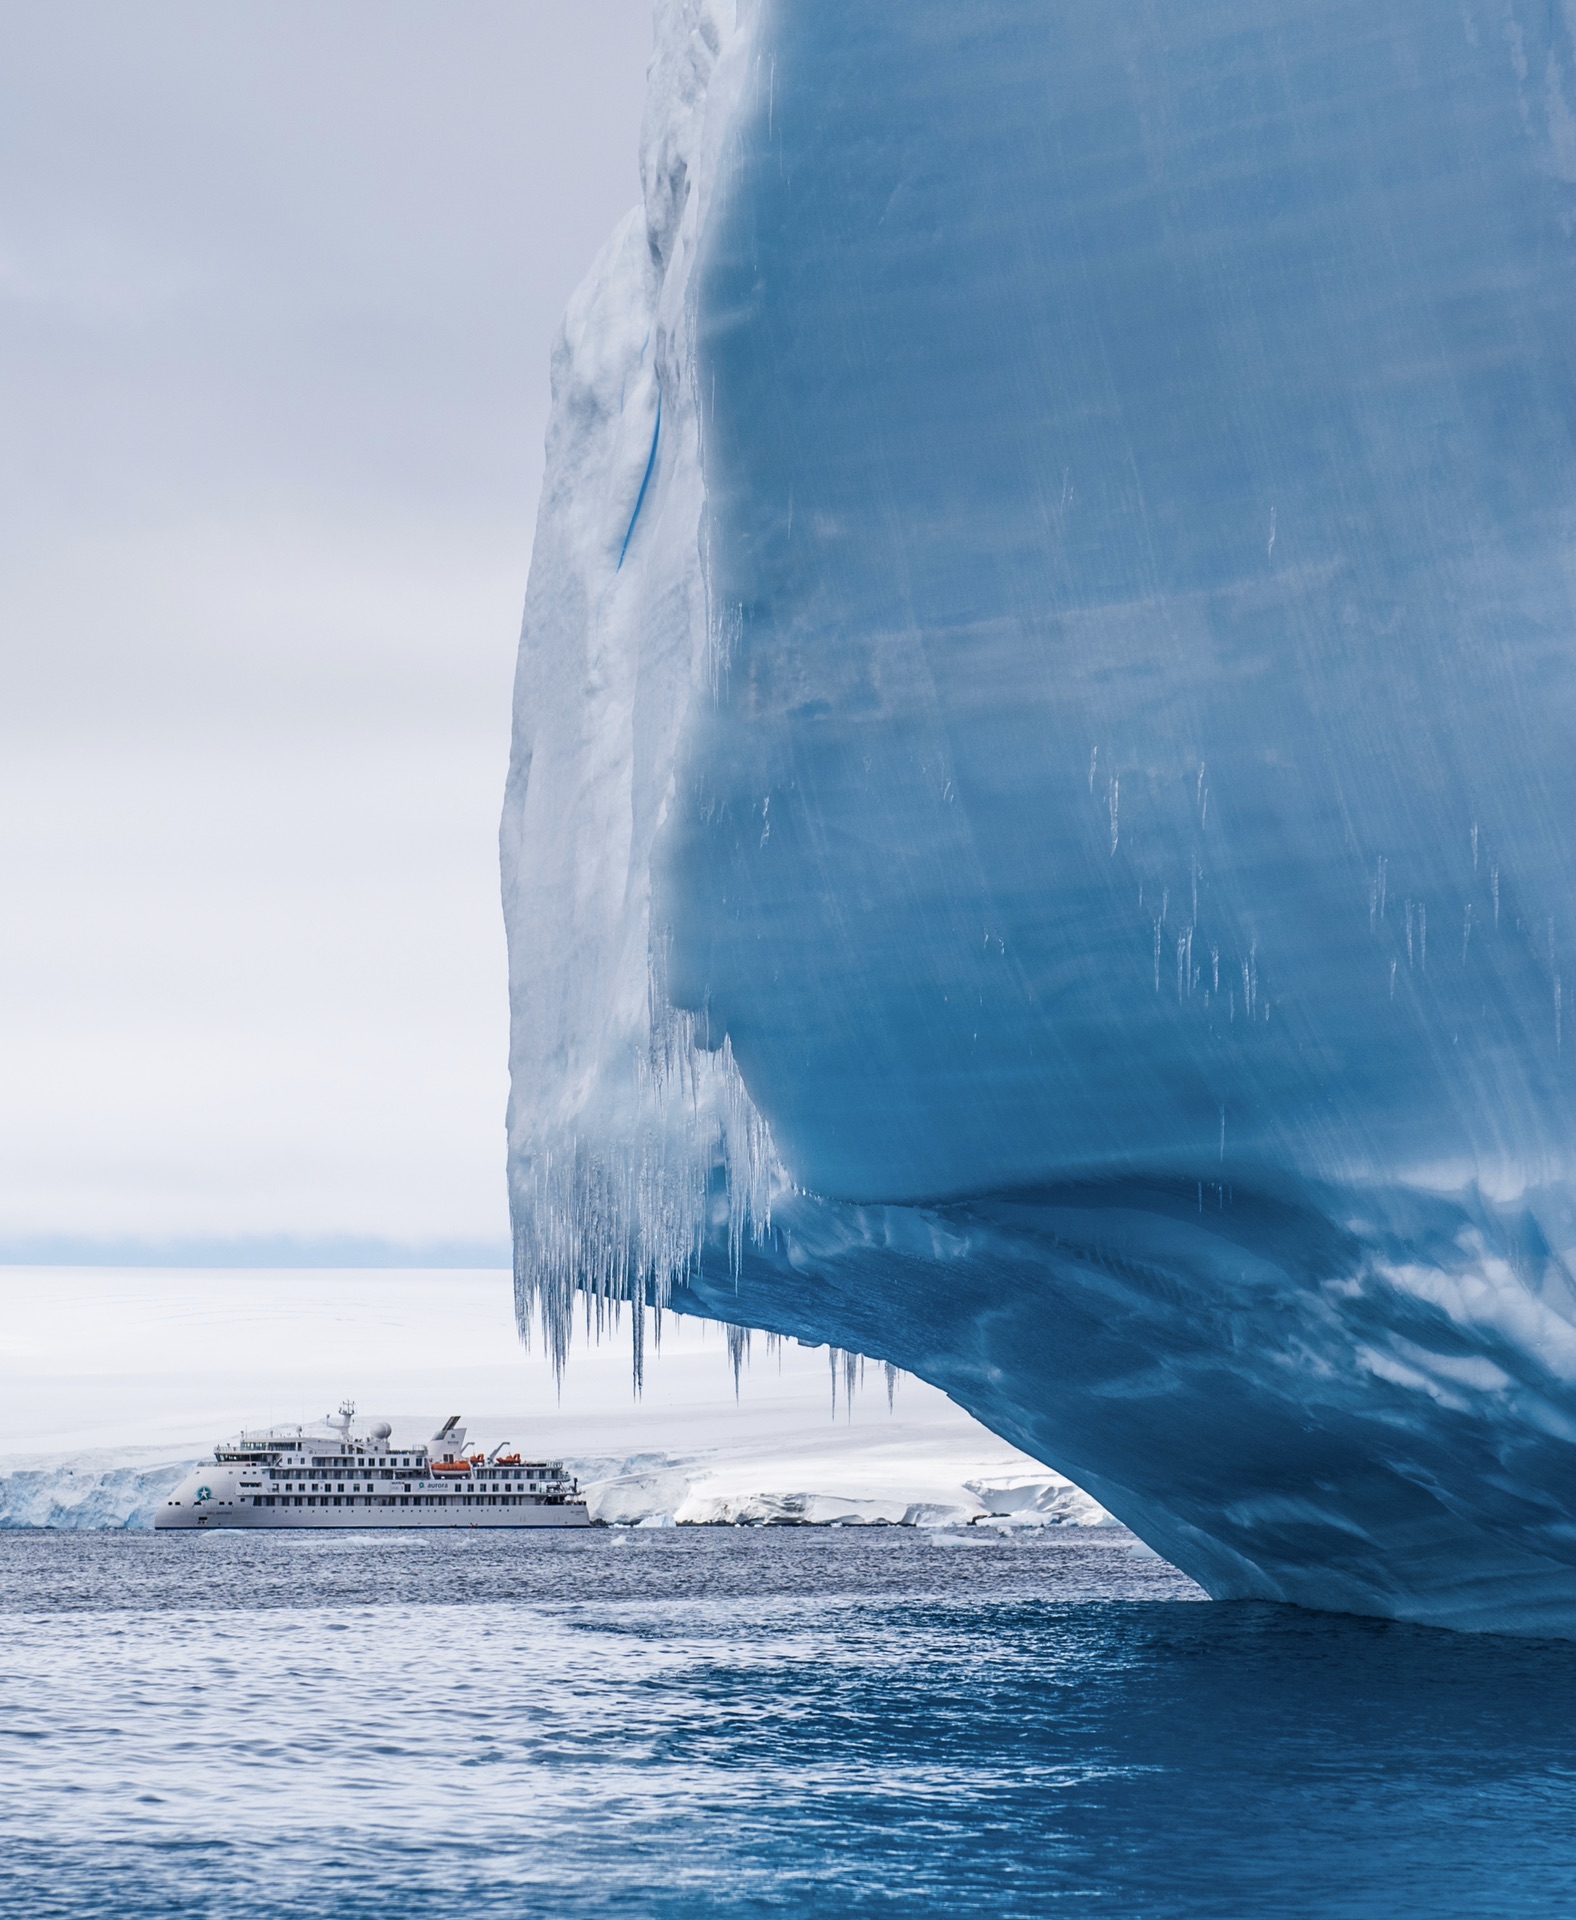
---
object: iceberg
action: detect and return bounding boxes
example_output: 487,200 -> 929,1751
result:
503,0 -> 1576,1633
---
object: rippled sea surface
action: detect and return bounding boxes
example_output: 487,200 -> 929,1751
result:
2,1529 -> 1575,1918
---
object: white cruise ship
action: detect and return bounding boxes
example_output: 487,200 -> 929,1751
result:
156,1404 -> 590,1531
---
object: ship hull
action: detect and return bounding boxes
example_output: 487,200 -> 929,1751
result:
155,1503 -> 591,1532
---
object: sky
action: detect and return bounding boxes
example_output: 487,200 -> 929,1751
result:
0,3 -> 652,1257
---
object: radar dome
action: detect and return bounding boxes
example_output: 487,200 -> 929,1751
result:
368,1421 -> 392,1441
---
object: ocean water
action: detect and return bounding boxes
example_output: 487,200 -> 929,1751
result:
2,1531 -> 1574,1917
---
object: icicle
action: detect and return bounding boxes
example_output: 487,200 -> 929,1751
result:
846,1349 -> 863,1417
511,977 -> 782,1378
726,1322 -> 750,1394
825,1346 -> 873,1415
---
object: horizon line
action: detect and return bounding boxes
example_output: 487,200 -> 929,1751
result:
0,1234 -> 514,1270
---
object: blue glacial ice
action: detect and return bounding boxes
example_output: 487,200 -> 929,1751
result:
503,0 -> 1576,1633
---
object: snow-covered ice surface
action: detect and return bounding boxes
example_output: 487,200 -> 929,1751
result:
0,1268 -> 1099,1530
503,0 -> 1576,1634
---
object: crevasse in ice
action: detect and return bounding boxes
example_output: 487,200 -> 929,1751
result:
503,0 -> 1576,1633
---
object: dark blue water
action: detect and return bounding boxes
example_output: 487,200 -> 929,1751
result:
1,1528 -> 1572,1917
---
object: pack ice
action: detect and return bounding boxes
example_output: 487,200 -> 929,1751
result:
503,0 -> 1576,1634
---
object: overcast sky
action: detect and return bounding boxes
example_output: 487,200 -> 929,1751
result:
0,3 -> 651,1256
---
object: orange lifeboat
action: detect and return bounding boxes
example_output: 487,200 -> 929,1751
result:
430,1459 -> 472,1475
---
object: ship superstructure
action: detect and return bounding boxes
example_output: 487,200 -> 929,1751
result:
156,1404 -> 590,1530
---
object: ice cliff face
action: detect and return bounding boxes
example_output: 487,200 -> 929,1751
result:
504,0 -> 1576,1633
502,1 -> 775,1369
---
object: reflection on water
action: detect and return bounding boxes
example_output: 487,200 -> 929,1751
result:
0,1529 -> 1571,1917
